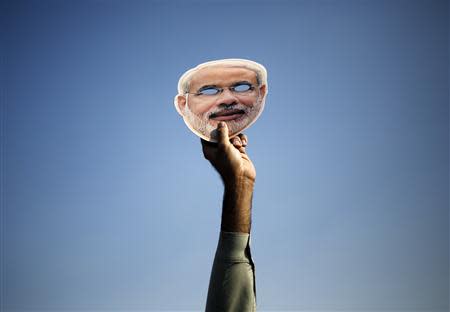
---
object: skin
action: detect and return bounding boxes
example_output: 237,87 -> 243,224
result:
177,66 -> 267,140
201,122 -> 255,234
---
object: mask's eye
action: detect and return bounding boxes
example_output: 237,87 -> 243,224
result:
233,83 -> 253,92
198,87 -> 220,95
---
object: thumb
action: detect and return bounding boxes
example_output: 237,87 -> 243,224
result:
217,122 -> 230,146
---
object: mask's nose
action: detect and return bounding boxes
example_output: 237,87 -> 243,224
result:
216,88 -> 238,106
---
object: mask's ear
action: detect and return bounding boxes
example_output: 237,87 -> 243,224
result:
174,94 -> 187,116
259,84 -> 267,98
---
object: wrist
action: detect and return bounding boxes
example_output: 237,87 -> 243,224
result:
223,175 -> 255,192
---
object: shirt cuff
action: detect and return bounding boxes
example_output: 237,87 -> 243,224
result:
214,231 -> 252,263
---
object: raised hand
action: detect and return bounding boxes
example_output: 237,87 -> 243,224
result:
201,122 -> 256,187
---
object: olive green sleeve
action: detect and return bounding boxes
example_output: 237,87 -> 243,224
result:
205,231 -> 257,312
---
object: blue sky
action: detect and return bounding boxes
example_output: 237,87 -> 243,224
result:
3,0 -> 449,311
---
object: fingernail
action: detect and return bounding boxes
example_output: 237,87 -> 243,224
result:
218,122 -> 225,128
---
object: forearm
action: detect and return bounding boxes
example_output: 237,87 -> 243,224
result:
221,178 -> 254,234
206,181 -> 257,311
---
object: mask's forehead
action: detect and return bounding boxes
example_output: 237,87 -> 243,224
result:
189,66 -> 258,91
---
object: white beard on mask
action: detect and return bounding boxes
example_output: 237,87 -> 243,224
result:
183,96 -> 262,141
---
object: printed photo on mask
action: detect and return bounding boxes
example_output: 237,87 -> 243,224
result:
174,59 -> 268,142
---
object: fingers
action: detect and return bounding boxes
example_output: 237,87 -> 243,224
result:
230,136 -> 247,155
231,134 -> 248,146
238,133 -> 248,147
231,136 -> 242,148
231,133 -> 248,150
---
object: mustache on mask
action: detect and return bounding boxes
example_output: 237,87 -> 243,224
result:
207,104 -> 251,119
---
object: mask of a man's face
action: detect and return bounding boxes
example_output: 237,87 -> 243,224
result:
174,59 -> 268,142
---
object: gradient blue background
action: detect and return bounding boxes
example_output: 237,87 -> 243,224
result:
2,0 -> 449,311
